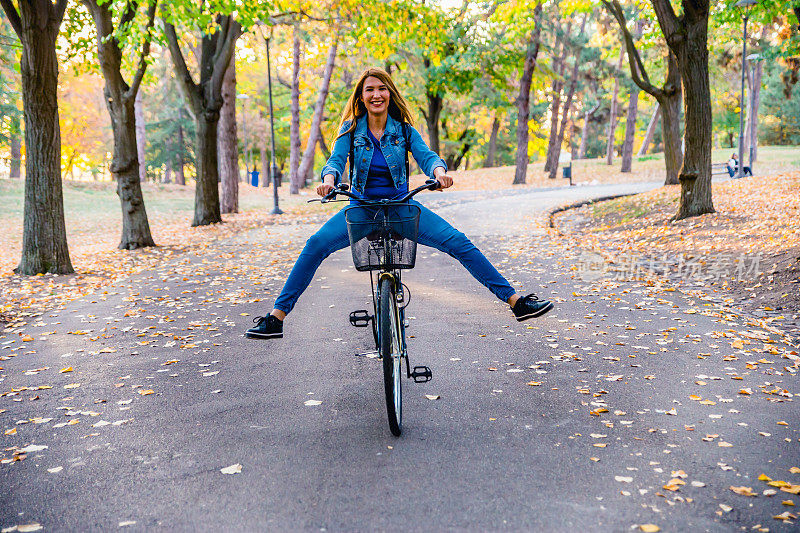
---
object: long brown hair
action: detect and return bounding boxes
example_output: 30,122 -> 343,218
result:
336,67 -> 415,141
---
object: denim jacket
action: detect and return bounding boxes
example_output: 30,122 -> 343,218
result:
319,114 -> 447,194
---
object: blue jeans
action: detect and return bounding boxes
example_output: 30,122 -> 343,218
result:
273,200 -> 516,315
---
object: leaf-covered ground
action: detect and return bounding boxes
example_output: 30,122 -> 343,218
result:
553,171 -> 800,342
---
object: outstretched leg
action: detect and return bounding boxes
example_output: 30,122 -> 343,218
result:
272,207 -> 351,316
246,208 -> 350,339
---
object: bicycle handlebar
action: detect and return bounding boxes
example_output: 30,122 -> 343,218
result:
308,179 -> 440,205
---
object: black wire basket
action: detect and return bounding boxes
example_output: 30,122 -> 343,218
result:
345,204 -> 421,271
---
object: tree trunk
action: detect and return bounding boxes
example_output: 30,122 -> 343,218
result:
660,90 -> 682,185
543,85 -> 563,173
638,103 -> 660,156
544,21 -> 574,174
318,124 -> 331,159
85,0 -> 155,249
605,50 -> 626,165
10,124 -> 21,178
570,109 -> 580,160
218,54 -> 238,213
548,17 -> 585,180
164,152 -> 173,184
289,23 -> 302,194
107,95 -> 157,248
513,4 -> 543,185
260,144 -> 269,187
425,91 -> 443,155
134,91 -> 146,182
193,112 -> 222,225
298,36 -> 338,185
543,85 -> 563,174
745,60 -> 763,165
603,1 -> 683,186
620,87 -> 639,172
7,1 -> 73,274
483,114 -> 500,167
548,96 -> 574,179
578,109 -> 590,159
652,0 -> 714,219
175,120 -> 185,185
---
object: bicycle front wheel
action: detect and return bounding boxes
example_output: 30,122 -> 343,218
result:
379,276 -> 402,436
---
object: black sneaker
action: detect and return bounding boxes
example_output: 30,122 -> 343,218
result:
512,294 -> 554,322
245,315 -> 283,339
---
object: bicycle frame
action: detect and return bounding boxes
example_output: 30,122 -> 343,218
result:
313,179 -> 438,375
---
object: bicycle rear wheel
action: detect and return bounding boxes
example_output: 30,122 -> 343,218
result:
379,276 -> 402,436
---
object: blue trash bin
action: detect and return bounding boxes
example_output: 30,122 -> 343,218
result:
250,170 -> 259,187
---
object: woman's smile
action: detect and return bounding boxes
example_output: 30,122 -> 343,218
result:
361,76 -> 390,116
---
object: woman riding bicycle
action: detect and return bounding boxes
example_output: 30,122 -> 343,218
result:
246,67 -> 553,339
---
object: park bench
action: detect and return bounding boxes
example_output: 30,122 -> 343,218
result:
712,162 -> 731,176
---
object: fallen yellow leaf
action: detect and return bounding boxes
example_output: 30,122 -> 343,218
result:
769,480 -> 791,487
730,485 -> 756,496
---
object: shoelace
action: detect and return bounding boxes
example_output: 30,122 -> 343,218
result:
521,293 -> 539,305
253,316 -> 268,326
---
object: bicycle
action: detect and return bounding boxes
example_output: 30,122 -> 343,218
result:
309,179 -> 440,436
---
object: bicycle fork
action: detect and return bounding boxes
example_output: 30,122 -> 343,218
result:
383,272 -> 432,384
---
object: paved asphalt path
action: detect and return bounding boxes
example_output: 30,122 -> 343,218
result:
3,181 -> 800,532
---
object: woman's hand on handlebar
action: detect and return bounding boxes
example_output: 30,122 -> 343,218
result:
317,175 -> 335,197
316,183 -> 334,197
433,167 -> 453,191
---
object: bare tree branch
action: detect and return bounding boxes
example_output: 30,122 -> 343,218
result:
275,72 -> 293,89
601,0 -> 664,98
54,0 -> 68,22
210,16 -> 241,99
0,0 -> 22,38
125,0 -> 157,101
163,21 -> 201,113
650,0 -> 681,47
120,0 -> 138,27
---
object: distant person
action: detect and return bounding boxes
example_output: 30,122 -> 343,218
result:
245,67 -> 554,339
727,153 -> 752,178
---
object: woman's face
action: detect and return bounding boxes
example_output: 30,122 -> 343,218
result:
360,76 -> 390,117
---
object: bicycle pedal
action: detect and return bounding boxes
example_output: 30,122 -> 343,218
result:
349,310 -> 373,327
410,365 -> 432,383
